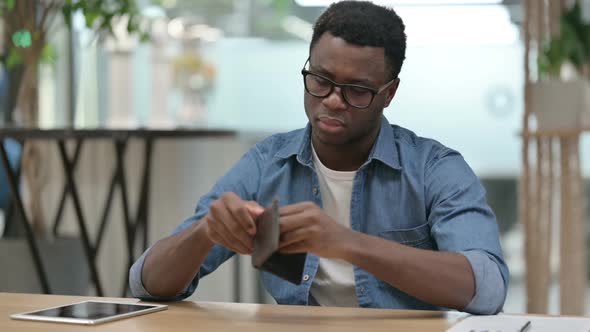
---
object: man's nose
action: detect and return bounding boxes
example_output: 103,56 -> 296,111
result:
321,86 -> 348,111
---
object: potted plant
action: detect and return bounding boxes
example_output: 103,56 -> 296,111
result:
533,2 -> 590,130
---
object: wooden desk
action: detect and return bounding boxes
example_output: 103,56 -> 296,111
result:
0,293 -> 456,332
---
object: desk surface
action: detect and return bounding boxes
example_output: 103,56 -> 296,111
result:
0,293 -> 458,332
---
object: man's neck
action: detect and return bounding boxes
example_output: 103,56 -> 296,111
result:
311,134 -> 378,171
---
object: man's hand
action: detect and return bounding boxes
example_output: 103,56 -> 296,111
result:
278,201 -> 353,258
204,192 -> 264,255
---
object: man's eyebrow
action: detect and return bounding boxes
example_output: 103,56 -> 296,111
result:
310,63 -> 375,87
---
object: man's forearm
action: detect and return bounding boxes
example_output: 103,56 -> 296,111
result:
142,220 -> 214,298
339,231 -> 475,310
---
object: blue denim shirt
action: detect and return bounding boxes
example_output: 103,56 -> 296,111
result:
130,116 -> 509,314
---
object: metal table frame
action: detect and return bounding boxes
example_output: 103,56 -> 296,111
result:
0,128 -> 236,297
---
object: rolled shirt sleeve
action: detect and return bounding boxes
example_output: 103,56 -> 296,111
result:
460,250 -> 507,314
129,248 -> 159,300
425,149 -> 509,314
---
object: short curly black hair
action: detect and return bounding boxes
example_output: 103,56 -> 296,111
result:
310,1 -> 407,79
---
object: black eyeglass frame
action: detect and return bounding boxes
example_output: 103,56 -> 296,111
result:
301,58 -> 398,109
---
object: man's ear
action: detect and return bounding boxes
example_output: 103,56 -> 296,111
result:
384,78 -> 400,108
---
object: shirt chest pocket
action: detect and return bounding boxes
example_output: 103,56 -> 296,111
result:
377,223 -> 436,250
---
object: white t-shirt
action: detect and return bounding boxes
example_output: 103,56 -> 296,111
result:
309,145 -> 359,307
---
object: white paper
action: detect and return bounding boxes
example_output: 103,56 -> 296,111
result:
447,314 -> 590,332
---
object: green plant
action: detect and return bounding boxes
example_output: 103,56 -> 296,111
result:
0,0 -> 149,124
538,2 -> 590,79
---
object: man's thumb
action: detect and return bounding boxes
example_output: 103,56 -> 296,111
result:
245,201 -> 264,216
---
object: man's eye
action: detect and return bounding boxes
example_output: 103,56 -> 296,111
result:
347,87 -> 371,96
313,76 -> 331,86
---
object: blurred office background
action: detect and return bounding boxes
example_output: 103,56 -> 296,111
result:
0,0 -> 588,315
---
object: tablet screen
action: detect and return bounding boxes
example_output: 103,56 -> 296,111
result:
11,301 -> 167,325
32,302 -> 154,320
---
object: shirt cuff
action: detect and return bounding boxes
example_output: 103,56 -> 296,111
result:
129,247 -> 199,301
129,249 -> 156,300
460,250 -> 506,315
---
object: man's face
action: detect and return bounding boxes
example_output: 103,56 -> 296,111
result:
304,32 -> 399,147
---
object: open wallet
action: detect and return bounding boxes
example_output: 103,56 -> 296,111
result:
251,199 -> 307,285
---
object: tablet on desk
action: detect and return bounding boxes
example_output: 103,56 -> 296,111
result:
10,300 -> 167,325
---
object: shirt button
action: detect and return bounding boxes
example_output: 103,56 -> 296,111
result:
303,274 -> 310,281
312,188 -> 318,195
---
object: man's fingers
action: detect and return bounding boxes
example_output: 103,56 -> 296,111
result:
210,206 -> 254,253
219,219 -> 253,252
228,203 -> 257,236
278,241 -> 308,254
279,214 -> 310,233
245,201 -> 265,217
279,227 -> 309,249
222,195 -> 257,236
212,194 -> 257,250
279,201 -> 313,216
208,220 -> 250,254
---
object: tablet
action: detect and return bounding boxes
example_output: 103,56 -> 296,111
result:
10,300 -> 167,325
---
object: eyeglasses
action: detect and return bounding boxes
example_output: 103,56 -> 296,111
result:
301,58 -> 397,109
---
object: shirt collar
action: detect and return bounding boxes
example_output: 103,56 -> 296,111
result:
275,116 -> 402,170
368,116 -> 402,170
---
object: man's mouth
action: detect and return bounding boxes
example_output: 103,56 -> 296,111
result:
317,115 -> 346,133
318,115 -> 345,127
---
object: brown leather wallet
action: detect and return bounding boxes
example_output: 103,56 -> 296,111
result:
251,199 -> 306,285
